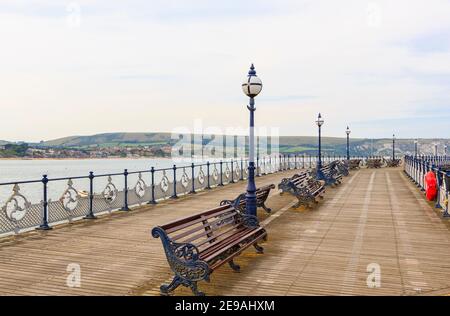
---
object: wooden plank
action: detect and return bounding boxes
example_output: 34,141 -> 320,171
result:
1,168 -> 450,296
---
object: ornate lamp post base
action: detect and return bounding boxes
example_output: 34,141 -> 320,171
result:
316,167 -> 326,180
36,224 -> 52,231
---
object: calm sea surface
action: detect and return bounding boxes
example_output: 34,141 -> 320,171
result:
0,158 -> 195,204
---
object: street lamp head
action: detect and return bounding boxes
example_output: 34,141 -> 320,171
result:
242,64 -> 262,98
346,126 -> 351,135
316,113 -> 324,127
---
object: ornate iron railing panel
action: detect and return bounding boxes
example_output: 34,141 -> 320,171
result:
0,185 -> 42,234
0,154 -> 361,237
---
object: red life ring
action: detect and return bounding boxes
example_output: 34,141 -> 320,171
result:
425,171 -> 437,201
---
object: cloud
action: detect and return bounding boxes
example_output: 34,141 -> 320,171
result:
403,29 -> 450,54
0,0 -> 449,141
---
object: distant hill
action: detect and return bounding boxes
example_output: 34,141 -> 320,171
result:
0,140 -> 9,145
38,132 -> 450,156
42,133 -> 173,147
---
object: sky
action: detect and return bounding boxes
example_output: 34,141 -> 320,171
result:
0,0 -> 449,142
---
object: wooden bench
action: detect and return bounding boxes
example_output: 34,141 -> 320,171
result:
151,204 -> 267,296
335,160 -> 349,177
219,184 -> 275,213
348,159 -> 361,170
318,161 -> 343,186
278,171 -> 326,208
366,159 -> 383,168
385,158 -> 401,167
440,165 -> 450,173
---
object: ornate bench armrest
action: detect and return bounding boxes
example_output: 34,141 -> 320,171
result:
152,227 -> 210,282
152,227 -> 200,261
232,193 -> 246,209
239,213 -> 260,228
220,199 -> 234,206
278,178 -> 300,192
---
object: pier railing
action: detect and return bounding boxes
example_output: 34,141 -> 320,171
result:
404,155 -> 450,217
0,154 -> 392,236
0,154 -> 306,236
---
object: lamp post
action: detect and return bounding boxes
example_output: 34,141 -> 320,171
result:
414,139 -> 418,157
434,143 -> 438,157
316,113 -> 324,179
392,134 -> 396,160
346,126 -> 351,160
242,64 -> 262,217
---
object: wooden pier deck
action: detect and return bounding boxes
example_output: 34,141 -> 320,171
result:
1,168 -> 450,296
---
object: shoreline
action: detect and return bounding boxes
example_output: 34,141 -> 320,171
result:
0,156 -> 172,161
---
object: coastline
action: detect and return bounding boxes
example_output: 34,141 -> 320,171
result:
0,156 -> 172,161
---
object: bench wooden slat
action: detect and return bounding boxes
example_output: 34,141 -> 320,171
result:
209,229 -> 266,270
163,205 -> 233,233
202,226 -> 265,263
182,216 -> 239,244
170,211 -> 237,242
196,223 -> 246,249
199,226 -> 256,260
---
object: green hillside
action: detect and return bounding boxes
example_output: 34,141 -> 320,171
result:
36,132 -> 450,156
42,133 -> 174,147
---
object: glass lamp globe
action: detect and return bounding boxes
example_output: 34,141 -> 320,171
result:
316,113 -> 324,127
346,126 -> 351,135
242,64 -> 262,98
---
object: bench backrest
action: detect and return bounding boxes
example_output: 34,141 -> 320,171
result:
321,162 -> 337,175
282,171 -> 315,190
158,205 -> 244,253
306,176 -> 323,191
367,159 -> 382,167
235,184 -> 275,207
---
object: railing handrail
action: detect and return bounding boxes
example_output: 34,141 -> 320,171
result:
403,154 -> 450,218
0,154 -> 376,186
0,156 -> 255,186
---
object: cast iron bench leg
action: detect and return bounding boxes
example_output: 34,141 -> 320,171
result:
160,275 -> 182,296
261,204 -> 272,213
190,281 -> 205,296
228,260 -> 241,272
253,243 -> 264,254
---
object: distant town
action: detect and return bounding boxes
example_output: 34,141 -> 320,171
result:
0,132 -> 448,159
0,142 -> 172,159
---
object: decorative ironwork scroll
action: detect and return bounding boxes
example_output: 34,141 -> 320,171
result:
160,171 -> 169,193
59,179 -> 79,212
1,184 -> 31,222
235,164 -> 241,178
103,176 -> 118,204
212,166 -> 219,181
134,173 -> 147,198
181,168 -> 189,189
224,164 -> 231,179
197,167 -> 205,185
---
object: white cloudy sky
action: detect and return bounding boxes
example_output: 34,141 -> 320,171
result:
0,0 -> 449,142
